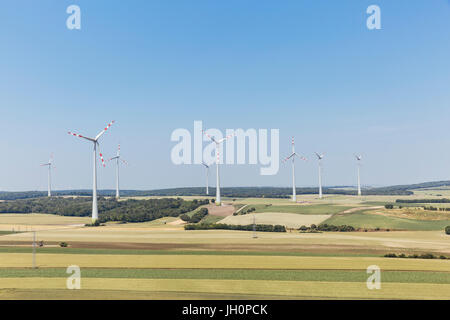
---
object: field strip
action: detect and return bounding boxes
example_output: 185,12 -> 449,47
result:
0,268 -> 448,283
0,278 -> 449,299
1,254 -> 449,271
219,212 -> 331,228
0,247 -> 382,257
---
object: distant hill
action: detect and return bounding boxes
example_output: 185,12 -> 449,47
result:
2,181 -> 450,200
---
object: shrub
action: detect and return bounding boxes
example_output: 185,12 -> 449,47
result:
299,225 -> 308,231
85,220 -> 101,227
189,208 -> 209,223
445,226 -> 450,235
273,225 -> 286,232
180,214 -> 190,222
317,224 -> 355,232
385,204 -> 394,209
59,242 -> 68,248
185,223 -> 286,233
419,253 -> 435,259
385,252 -> 447,259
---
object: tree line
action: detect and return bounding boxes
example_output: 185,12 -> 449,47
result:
7,181 -> 446,201
0,197 -> 209,223
185,223 -> 286,232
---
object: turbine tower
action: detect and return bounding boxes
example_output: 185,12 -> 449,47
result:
283,137 -> 307,202
40,154 -> 53,197
201,162 -> 210,195
203,130 -> 234,205
108,144 -> 128,199
315,152 -> 324,199
68,121 -> 115,221
355,155 -> 362,196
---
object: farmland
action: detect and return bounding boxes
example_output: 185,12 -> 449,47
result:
0,192 -> 449,300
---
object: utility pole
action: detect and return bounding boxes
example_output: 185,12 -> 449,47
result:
32,231 -> 37,269
252,215 -> 257,239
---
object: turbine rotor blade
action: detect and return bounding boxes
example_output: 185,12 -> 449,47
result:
95,120 -> 115,140
99,152 -> 106,167
68,131 -> 95,142
218,132 -> 235,144
282,153 -> 295,163
202,130 -> 217,143
294,153 -> 308,161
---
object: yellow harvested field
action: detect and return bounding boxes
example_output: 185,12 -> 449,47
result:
2,227 -> 448,254
0,214 -> 90,230
0,278 -> 449,300
219,212 -> 331,228
1,253 -> 449,271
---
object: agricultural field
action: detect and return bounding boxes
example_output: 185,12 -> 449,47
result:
0,193 -> 449,300
219,212 -> 331,228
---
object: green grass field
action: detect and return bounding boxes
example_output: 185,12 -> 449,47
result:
0,268 -> 448,284
325,212 -> 450,231
219,212 -> 331,228
251,204 -> 354,215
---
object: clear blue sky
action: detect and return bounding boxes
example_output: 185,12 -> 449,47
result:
1,1 -> 450,191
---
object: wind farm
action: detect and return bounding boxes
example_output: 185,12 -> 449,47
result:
1,0 -> 449,305
0,127 -> 446,301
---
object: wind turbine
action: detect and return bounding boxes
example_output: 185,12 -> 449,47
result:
283,137 -> 307,202
315,152 -> 324,199
68,121 -> 115,221
355,155 -> 362,196
108,144 -> 128,199
203,130 -> 234,205
40,154 -> 53,197
201,162 -> 210,195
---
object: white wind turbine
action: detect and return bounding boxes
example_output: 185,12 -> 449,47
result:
108,144 -> 128,199
355,155 -> 362,196
68,121 -> 115,221
40,154 -> 54,197
203,130 -> 234,205
283,137 -> 307,202
314,152 -> 324,199
201,162 -> 210,195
